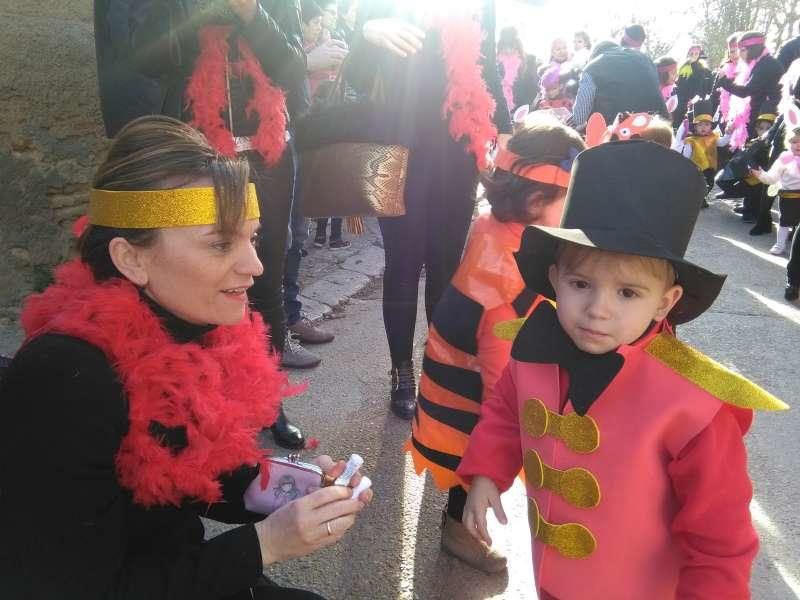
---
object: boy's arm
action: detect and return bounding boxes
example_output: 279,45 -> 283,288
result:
457,366 -> 523,493
668,406 -> 758,599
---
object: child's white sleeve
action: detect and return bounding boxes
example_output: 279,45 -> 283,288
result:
755,160 -> 784,185
672,123 -> 692,159
717,131 -> 731,147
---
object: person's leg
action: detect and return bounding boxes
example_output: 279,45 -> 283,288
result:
247,150 -> 305,448
330,218 -> 343,241
284,199 -> 308,329
772,198 -> 795,255
749,185 -> 773,235
423,136 -> 478,323
440,484 -> 507,573
786,223 -> 800,300
379,147 -> 428,419
314,218 -> 328,247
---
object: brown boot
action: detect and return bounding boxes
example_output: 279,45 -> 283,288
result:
440,512 -> 507,574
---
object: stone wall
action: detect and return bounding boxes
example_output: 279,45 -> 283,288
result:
0,1 -> 107,328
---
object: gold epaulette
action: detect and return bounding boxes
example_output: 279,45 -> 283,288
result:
645,334 -> 789,412
494,299 -> 556,341
494,317 -> 527,341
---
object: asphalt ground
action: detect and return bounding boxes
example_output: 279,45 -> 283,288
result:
205,198 -> 800,599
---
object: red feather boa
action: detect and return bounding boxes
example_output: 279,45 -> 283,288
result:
21,261 -> 290,507
437,16 -> 498,170
186,26 -> 288,165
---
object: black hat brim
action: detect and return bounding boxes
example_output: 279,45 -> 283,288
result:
514,225 -> 726,325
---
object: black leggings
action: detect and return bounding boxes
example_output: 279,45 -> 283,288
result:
225,575 -> 326,600
379,130 -> 477,365
248,148 -> 294,354
788,225 -> 800,288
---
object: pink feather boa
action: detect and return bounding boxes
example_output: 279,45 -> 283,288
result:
717,61 -> 738,123
22,261 -> 296,507
726,50 -> 768,150
437,16 -> 498,170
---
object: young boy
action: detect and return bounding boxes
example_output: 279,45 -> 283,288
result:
673,100 -> 731,200
457,141 -> 788,599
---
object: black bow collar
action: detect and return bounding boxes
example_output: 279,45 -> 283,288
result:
510,302 -> 625,415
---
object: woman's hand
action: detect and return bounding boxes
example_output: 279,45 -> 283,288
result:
362,18 -> 425,58
307,40 -> 349,73
462,476 -> 507,546
255,485 -> 366,565
228,0 -> 258,23
312,454 -> 374,504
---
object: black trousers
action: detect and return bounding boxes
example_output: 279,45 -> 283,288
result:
248,148 -> 294,354
788,225 -> 800,288
225,575 -> 326,600
379,128 -> 478,365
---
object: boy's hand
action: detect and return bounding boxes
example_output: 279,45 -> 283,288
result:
463,476 -> 507,546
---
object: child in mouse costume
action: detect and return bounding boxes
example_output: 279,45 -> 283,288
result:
458,141 -> 788,600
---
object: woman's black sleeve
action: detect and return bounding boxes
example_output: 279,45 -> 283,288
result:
480,0 -> 511,134
720,60 -> 783,98
0,335 -> 263,599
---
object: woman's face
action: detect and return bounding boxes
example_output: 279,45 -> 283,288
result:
551,39 -> 569,62
574,36 -> 586,51
302,16 -> 323,45
321,3 -> 337,30
121,180 -> 264,326
688,47 -> 701,62
666,67 -> 677,85
728,45 -> 739,62
739,46 -> 750,62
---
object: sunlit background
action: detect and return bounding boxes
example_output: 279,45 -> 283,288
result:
496,0 -> 798,65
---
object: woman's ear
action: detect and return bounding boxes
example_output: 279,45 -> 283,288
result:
108,238 -> 150,287
654,284 -> 684,321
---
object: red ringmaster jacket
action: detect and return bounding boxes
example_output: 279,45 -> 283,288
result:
458,302 -> 787,600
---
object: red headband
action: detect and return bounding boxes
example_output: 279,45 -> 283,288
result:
494,148 -> 571,188
738,36 -> 765,48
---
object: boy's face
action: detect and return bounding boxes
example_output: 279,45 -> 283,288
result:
694,121 -> 713,136
754,120 -> 772,137
548,250 -> 683,354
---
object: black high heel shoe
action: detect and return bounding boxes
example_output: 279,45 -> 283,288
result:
270,405 -> 305,449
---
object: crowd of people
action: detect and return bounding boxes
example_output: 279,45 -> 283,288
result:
0,0 -> 798,598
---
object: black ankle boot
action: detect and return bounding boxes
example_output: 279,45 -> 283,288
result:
270,405 -> 305,449
390,361 -> 416,420
749,222 -> 772,236
785,285 -> 799,302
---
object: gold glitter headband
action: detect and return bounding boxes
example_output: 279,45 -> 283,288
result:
89,183 -> 260,229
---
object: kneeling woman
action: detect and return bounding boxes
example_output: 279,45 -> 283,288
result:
407,117 -> 584,573
0,116 -> 370,599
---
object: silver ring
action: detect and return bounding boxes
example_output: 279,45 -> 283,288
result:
326,521 -> 333,536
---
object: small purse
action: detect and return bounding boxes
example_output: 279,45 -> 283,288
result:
295,65 -> 410,221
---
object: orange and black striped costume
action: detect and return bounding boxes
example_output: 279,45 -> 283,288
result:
407,213 -> 542,489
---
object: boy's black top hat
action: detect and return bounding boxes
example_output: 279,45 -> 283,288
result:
514,140 -> 726,324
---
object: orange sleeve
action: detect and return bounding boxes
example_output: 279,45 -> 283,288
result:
476,303 -> 518,401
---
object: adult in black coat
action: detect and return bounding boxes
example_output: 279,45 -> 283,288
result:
129,0 -> 309,448
674,45 -> 715,127
93,0 -> 163,137
0,116 -> 371,600
571,41 -> 668,130
717,31 -> 785,138
777,34 -> 800,71
343,0 -> 511,419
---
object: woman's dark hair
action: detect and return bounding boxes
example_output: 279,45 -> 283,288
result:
655,56 -> 677,86
482,116 -> 585,223
574,31 -> 592,50
80,115 -> 250,281
498,26 -> 525,58
740,31 -> 766,59
301,0 -> 323,24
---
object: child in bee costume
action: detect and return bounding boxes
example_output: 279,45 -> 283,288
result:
673,100 -> 731,200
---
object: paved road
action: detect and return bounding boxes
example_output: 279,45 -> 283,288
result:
225,199 -> 799,600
